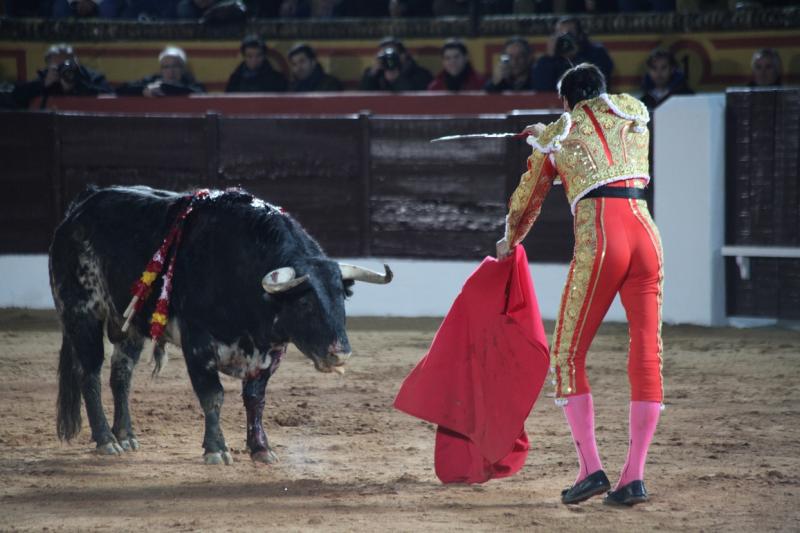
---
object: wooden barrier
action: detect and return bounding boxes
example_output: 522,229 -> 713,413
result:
37,92 -> 563,116
725,88 -> 800,320
0,108 -> 570,262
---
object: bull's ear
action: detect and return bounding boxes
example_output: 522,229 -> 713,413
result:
262,267 -> 309,294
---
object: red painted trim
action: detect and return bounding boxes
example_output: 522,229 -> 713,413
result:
584,106 -> 613,166
669,39 -> 713,84
711,35 -> 800,49
41,92 -> 563,116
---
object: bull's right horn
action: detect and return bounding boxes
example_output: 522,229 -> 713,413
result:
262,267 -> 309,294
339,263 -> 393,284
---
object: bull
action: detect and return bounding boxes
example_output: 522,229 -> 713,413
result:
49,185 -> 392,464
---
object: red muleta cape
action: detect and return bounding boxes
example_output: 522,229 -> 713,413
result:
394,246 -> 550,484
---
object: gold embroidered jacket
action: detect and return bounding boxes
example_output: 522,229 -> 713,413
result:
505,93 -> 651,247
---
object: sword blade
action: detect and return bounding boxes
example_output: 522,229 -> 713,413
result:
430,132 -> 525,143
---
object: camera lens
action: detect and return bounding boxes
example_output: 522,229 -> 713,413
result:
379,48 -> 400,71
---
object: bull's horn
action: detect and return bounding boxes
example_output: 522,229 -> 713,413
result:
339,263 -> 393,284
262,267 -> 309,294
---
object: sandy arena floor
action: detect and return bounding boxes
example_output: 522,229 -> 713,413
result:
0,309 -> 798,532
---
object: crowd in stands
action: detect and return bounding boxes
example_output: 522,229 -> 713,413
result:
7,0 -> 791,19
0,12 -> 787,110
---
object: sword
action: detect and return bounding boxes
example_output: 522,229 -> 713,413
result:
430,130 -> 531,143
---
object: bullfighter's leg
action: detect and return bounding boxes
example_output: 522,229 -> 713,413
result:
242,344 -> 285,464
109,336 -> 144,452
66,311 -> 121,455
184,352 -> 232,465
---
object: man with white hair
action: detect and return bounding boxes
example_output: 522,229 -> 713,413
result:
117,46 -> 206,97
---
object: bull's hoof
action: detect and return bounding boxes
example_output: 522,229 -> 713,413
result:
119,438 -> 139,451
96,441 -> 123,455
251,448 -> 279,464
204,451 -> 234,465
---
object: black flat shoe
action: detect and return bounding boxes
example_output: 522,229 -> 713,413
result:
603,480 -> 648,506
560,470 -> 611,504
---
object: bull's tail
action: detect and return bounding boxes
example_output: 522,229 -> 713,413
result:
56,338 -> 82,441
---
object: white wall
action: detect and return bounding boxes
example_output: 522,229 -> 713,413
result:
0,254 -> 628,321
654,94 -> 727,326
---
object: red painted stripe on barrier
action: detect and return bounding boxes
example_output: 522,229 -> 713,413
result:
711,35 -> 800,49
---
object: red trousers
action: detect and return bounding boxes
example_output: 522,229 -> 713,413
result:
552,187 -> 664,403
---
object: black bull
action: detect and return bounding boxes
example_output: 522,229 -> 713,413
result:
49,186 -> 392,464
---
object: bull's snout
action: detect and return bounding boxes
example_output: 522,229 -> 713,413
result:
312,340 -> 351,374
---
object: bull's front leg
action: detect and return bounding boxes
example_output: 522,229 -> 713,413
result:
185,355 -> 232,465
242,344 -> 285,464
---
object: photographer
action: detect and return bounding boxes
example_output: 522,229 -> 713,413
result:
484,37 -> 535,93
117,46 -> 205,97
359,37 -> 432,92
11,43 -> 112,109
532,17 -> 614,92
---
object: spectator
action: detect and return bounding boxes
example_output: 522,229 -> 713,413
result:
277,0 -> 310,16
176,0 -> 245,21
428,39 -> 486,92
389,0 -> 432,17
287,43 -> 342,92
484,36 -> 535,92
176,0 -> 214,17
52,0 -> 121,17
225,35 -> 288,93
640,49 -> 693,110
359,37 -> 433,92
532,17 -> 614,92
120,0 -> 179,19
116,46 -> 205,97
11,43 -> 112,109
748,48 -> 782,87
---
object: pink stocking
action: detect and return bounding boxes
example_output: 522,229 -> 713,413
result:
616,401 -> 661,489
562,393 -> 604,484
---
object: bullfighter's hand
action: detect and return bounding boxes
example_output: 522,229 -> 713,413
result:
496,238 -> 511,260
524,123 -> 547,138
144,81 -> 164,98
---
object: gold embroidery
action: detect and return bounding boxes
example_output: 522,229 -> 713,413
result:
506,149 -> 555,246
552,200 -> 600,397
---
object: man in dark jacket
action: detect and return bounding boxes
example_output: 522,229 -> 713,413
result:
484,36 -> 535,93
11,43 -> 112,109
532,17 -> 614,92
225,35 -> 287,93
288,43 -> 342,92
116,46 -> 205,96
640,49 -> 693,110
359,37 -> 433,92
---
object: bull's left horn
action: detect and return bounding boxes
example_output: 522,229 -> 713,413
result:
262,267 -> 309,294
339,263 -> 393,284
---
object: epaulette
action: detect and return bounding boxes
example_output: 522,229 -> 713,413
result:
600,93 -> 650,133
526,113 -> 572,153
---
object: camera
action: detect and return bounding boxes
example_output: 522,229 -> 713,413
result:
378,48 -> 401,71
57,59 -> 80,85
554,32 -> 578,58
